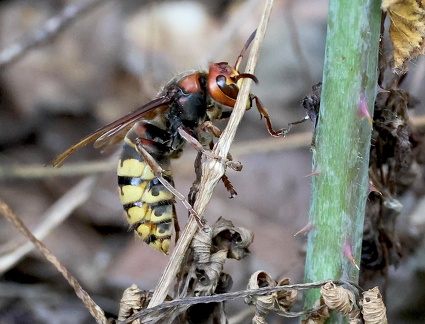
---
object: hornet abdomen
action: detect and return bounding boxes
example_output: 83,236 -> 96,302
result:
117,122 -> 177,254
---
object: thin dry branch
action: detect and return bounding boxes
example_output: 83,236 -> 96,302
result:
147,0 -> 275,309
0,176 -> 98,274
0,199 -> 107,324
0,0 -> 112,68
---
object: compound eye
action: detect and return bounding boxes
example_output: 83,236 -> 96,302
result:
216,75 -> 239,99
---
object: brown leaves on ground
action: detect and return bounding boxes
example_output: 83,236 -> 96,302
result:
381,0 -> 425,73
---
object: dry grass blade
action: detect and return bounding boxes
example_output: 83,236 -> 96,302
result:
0,176 -> 98,274
0,196 -> 106,323
147,0 -> 275,309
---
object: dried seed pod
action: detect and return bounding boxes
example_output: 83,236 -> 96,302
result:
320,282 -> 356,316
360,287 -> 388,324
276,278 -> 298,312
188,217 -> 253,296
211,217 -> 254,260
117,285 -> 174,323
245,271 -> 297,323
177,217 -> 253,323
117,284 -> 144,324
245,270 -> 276,304
192,250 -> 228,296
245,271 -> 277,323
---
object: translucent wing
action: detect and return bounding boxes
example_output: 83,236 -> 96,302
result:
52,96 -> 174,167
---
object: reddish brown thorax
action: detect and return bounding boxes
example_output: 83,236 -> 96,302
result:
178,72 -> 204,94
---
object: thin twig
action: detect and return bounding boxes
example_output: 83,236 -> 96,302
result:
0,0 -> 112,69
0,176 -> 98,274
147,0 -> 275,309
0,199 -> 107,324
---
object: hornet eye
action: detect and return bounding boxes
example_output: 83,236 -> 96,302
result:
216,75 -> 239,99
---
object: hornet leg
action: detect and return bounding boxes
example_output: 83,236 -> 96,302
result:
251,94 -> 309,137
202,122 -> 239,198
134,138 -> 208,232
177,127 -> 242,171
203,123 -> 239,198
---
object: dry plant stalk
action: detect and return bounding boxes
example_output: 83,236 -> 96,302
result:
0,200 -> 107,324
147,0 -> 275,308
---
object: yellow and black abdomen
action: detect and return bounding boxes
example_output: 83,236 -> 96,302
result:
117,136 -> 175,254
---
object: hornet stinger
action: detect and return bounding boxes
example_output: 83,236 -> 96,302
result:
53,31 -> 285,254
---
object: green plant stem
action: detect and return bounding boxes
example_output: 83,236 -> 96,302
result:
303,1 -> 381,322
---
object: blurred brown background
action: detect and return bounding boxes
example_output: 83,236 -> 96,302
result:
0,0 -> 425,323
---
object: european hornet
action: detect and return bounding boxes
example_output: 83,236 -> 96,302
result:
53,31 -> 285,254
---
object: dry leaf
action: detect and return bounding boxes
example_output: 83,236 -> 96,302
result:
276,278 -> 298,312
382,0 -> 425,73
188,217 -> 253,296
211,217 -> 253,260
245,271 -> 277,324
